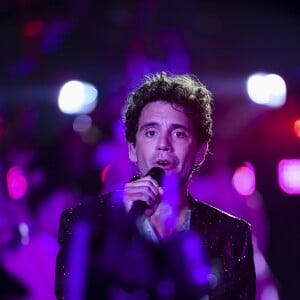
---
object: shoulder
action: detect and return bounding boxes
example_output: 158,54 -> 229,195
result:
57,193 -> 116,243
59,192 -> 114,226
189,195 -> 251,234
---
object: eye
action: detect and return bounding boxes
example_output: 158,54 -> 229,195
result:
173,130 -> 187,138
145,130 -> 157,137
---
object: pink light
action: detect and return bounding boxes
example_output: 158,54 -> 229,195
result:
232,163 -> 256,196
278,159 -> 300,194
6,166 -> 28,200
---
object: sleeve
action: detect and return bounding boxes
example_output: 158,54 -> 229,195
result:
239,223 -> 256,300
54,196 -> 109,299
54,208 -> 75,299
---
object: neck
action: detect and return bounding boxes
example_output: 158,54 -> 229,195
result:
150,186 -> 190,238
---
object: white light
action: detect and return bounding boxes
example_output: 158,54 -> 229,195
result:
18,222 -> 30,245
246,73 -> 286,107
58,80 -> 98,114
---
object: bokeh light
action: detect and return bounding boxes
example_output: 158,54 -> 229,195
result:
58,80 -> 98,114
232,162 -> 256,196
101,164 -> 111,183
246,73 -> 287,107
18,222 -> 30,245
23,19 -> 45,37
293,118 -> 300,139
6,165 -> 28,200
278,159 -> 300,194
73,114 -> 92,133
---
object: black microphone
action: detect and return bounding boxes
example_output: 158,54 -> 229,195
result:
128,167 -> 165,220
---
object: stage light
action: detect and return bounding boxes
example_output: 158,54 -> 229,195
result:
293,118 -> 300,139
246,73 -> 286,107
58,80 -> 98,114
6,166 -> 28,200
278,159 -> 300,194
232,162 -> 256,196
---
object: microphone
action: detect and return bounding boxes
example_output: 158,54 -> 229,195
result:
128,167 -> 165,220
145,166 -> 165,185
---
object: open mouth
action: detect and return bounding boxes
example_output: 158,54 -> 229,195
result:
156,160 -> 172,169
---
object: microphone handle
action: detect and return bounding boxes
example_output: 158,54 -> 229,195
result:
127,200 -> 148,220
127,167 -> 165,220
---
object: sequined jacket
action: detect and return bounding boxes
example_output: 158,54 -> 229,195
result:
55,193 -> 256,299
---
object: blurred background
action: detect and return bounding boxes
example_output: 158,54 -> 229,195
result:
0,0 -> 300,299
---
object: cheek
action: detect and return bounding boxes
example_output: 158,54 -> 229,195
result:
136,147 -> 151,162
134,144 -> 147,163
137,141 -> 155,156
179,145 -> 197,165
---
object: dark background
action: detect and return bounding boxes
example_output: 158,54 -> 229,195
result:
1,1 -> 300,299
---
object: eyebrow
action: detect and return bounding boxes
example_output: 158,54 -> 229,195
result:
138,122 -> 192,133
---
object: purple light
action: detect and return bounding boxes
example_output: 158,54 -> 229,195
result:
6,165 -> 28,200
278,159 -> 300,194
11,56 -> 37,76
232,162 -> 256,196
181,232 -> 212,286
41,19 -> 70,53
67,222 -> 91,300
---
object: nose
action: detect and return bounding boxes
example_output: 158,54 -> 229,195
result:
157,133 -> 172,151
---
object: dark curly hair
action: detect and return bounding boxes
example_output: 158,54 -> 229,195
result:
123,72 -> 213,147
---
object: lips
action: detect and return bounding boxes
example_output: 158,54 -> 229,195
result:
155,158 -> 175,170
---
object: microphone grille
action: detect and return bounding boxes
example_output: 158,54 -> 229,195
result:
146,167 -> 165,186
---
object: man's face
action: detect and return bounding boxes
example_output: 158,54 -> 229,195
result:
128,101 -> 205,184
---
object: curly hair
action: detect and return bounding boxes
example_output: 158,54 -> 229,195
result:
123,72 -> 213,147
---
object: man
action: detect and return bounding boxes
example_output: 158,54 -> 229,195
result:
55,72 -> 256,299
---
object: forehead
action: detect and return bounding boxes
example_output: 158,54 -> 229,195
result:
138,101 -> 192,127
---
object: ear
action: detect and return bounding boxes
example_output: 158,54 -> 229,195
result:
195,143 -> 208,165
128,142 -> 137,163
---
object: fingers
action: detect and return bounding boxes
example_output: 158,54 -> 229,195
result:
122,176 -> 163,215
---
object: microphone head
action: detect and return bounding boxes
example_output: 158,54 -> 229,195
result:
145,167 -> 165,186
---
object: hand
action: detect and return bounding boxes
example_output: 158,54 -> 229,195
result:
122,176 -> 164,217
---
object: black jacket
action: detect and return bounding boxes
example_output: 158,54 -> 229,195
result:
55,193 -> 256,299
